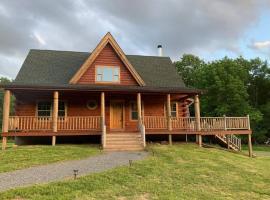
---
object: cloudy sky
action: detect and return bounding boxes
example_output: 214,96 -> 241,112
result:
0,0 -> 270,79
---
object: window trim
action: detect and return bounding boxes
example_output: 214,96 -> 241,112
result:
164,101 -> 178,118
35,101 -> 67,118
129,101 -> 144,121
95,65 -> 120,84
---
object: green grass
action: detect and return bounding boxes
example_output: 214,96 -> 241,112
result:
0,143 -> 100,173
1,144 -> 269,200
242,144 -> 270,152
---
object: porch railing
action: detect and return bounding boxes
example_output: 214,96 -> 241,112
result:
9,116 -> 52,131
57,116 -> 101,130
143,116 -> 250,131
8,116 -> 101,131
143,116 -> 167,129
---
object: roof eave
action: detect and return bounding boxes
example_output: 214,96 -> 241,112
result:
1,84 -> 203,94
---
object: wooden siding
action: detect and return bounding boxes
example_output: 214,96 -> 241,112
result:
14,92 -> 189,132
78,43 -> 138,85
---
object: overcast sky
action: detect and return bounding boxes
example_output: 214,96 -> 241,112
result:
0,0 -> 270,79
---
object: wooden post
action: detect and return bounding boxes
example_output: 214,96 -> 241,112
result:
246,114 -> 252,157
168,134 -> 172,145
52,91 -> 59,146
137,93 -> 142,123
194,95 -> 202,147
166,94 -> 172,131
101,92 -> 105,125
226,135 -> 230,149
2,90 -> 10,150
248,134 -> 252,157
223,115 -> 229,149
101,92 -> 105,148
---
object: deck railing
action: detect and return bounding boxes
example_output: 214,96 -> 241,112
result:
57,116 -> 101,131
8,116 -> 101,132
144,116 -> 250,131
172,117 -> 196,130
9,116 -> 52,131
143,116 -> 167,129
8,116 -> 249,132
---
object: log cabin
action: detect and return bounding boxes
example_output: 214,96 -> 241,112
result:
1,32 -> 253,156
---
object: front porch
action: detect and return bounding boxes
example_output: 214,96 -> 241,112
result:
1,89 -> 253,156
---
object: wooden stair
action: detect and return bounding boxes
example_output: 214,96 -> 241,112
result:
104,132 -> 144,151
215,134 -> 241,151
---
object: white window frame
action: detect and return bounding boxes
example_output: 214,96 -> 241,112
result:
164,101 -> 178,118
95,66 -> 120,83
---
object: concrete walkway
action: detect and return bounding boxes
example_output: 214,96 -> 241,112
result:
0,151 -> 148,192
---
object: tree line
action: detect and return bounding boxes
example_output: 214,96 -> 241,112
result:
175,55 -> 270,143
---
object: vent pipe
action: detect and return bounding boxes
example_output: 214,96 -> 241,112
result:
157,45 -> 163,56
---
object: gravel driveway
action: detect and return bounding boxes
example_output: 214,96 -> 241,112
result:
0,151 -> 148,192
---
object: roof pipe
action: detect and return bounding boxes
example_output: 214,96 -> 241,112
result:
157,45 -> 163,56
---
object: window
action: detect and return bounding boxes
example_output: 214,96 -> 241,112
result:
130,102 -> 138,120
171,102 -> 177,118
37,102 -> 51,117
58,102 -> 66,117
87,100 -> 98,110
165,102 -> 177,118
96,66 -> 120,83
37,101 -> 66,117
130,102 -> 143,120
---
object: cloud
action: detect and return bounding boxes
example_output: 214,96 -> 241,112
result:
250,40 -> 270,49
0,0 -> 269,78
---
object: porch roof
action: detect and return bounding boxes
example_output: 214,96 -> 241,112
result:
1,83 -> 202,94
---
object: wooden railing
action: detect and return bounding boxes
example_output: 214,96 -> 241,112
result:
216,134 -> 242,151
138,120 -> 146,147
9,116 -> 52,131
225,117 -> 249,130
200,117 -> 249,130
143,116 -> 167,129
171,117 -> 196,130
144,116 -> 249,131
8,116 -> 101,131
57,116 -> 101,130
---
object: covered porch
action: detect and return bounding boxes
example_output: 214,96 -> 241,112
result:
1,88 -> 253,156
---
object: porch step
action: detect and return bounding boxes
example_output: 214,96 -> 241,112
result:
104,132 -> 144,151
215,134 -> 241,151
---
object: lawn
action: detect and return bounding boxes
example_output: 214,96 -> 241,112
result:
0,144 -> 269,200
0,143 -> 100,173
242,144 -> 270,152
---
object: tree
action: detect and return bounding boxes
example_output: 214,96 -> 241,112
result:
175,55 -> 269,143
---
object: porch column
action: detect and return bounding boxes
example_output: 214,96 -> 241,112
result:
247,115 -> 252,157
101,92 -> 106,148
194,95 -> 202,147
137,93 -> 142,123
52,91 -> 59,146
167,94 -> 172,145
2,90 -> 10,150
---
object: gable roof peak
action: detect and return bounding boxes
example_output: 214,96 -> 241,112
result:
69,32 -> 145,86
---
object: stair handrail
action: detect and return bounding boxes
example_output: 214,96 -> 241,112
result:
138,120 -> 146,148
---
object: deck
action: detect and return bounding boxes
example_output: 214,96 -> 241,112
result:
2,115 -> 251,136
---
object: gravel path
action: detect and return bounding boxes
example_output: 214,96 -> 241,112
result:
0,151 -> 148,192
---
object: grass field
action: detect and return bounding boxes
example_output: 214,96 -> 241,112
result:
0,143 -> 100,173
0,144 -> 269,200
242,144 -> 270,152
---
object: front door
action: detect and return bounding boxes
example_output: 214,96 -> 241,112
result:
110,101 -> 124,130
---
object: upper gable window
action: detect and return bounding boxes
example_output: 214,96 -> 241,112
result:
96,66 -> 120,83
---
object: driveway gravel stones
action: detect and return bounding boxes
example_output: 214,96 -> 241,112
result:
0,151 -> 148,192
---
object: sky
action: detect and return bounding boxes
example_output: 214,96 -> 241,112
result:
0,0 -> 270,79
